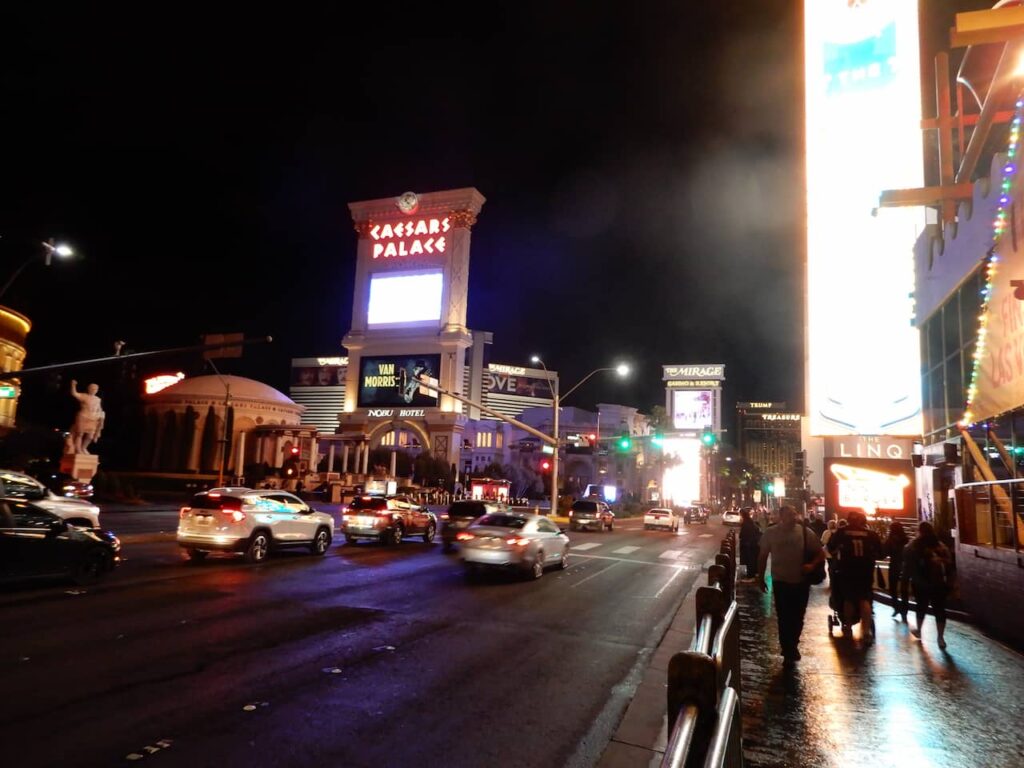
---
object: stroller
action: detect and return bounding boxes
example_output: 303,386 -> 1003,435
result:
827,564 -> 876,637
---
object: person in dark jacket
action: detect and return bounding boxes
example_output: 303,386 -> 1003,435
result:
903,521 -> 953,649
884,521 -> 910,621
739,507 -> 761,579
828,510 -> 883,642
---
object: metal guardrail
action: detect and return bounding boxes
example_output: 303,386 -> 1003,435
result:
662,530 -> 743,768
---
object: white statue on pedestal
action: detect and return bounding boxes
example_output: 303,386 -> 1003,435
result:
68,379 -> 105,455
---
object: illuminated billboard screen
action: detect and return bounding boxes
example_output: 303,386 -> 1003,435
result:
661,437 -> 702,507
672,390 -> 713,431
805,1 -> 923,436
357,354 -> 441,408
367,270 -> 444,328
824,457 -> 915,519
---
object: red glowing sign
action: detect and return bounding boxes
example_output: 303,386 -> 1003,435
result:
370,217 -> 450,259
144,372 -> 185,395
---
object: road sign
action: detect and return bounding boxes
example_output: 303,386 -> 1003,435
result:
0,385 -> 16,399
541,444 -> 555,455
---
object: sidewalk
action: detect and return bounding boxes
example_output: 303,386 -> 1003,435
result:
738,578 -> 1024,768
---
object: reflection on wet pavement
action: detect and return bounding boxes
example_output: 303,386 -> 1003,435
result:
738,577 -> 1024,768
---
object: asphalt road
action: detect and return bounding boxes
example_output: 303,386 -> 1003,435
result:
0,512 -> 725,768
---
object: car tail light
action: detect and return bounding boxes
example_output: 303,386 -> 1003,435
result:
440,512 -> 450,521
222,509 -> 246,523
179,507 -> 191,519
456,532 -> 474,541
507,536 -> 529,547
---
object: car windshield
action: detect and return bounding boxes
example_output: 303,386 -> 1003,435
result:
0,472 -> 47,501
448,502 -> 484,518
350,497 -> 388,511
475,514 -> 527,529
572,502 -> 598,514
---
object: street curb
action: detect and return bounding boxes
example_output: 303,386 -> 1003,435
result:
118,533 -> 176,545
596,557 -> 712,768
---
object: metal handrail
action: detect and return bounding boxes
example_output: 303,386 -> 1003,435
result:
693,613 -> 715,655
709,601 -> 737,663
662,704 -> 699,768
702,687 -> 740,768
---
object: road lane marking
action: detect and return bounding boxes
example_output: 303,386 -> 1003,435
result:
654,567 -> 685,598
573,542 -> 603,551
571,561 -> 620,587
612,546 -> 640,554
660,550 -> 683,560
575,553 -> 701,570
698,534 -> 713,538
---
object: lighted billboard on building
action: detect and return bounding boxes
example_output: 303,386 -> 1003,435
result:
367,270 -> 444,328
824,457 -> 915,519
672,390 -> 713,431
661,437 -> 702,507
805,1 -> 923,436
357,354 -> 441,408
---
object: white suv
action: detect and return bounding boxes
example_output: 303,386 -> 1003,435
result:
177,487 -> 334,563
0,469 -> 101,528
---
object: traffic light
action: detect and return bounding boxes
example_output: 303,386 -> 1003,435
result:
701,431 -> 716,447
794,450 -> 806,477
540,459 -> 552,472
651,433 -> 664,448
617,435 -> 632,451
765,482 -> 774,494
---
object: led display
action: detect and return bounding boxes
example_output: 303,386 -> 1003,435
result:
824,457 -> 915,518
367,270 -> 444,327
660,437 -> 702,508
672,390 -> 713,431
357,354 -> 441,408
805,0 -> 923,436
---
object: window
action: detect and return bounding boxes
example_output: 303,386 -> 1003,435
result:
0,472 -> 46,501
11,502 -> 56,529
476,432 -> 493,448
496,432 -> 504,449
538,519 -> 559,534
476,514 -> 527,529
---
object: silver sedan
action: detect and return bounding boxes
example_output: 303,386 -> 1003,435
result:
458,512 -> 570,580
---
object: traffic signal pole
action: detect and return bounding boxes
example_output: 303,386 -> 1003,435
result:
551,376 -> 560,518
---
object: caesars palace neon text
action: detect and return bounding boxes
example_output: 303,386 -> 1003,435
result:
370,217 -> 451,259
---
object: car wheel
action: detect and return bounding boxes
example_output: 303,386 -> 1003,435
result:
345,534 -> 358,545
73,549 -> 109,585
311,527 -> 331,555
187,548 -> 208,562
390,524 -> 404,546
423,522 -> 436,544
529,551 -> 545,580
557,545 -> 569,570
244,531 -> 271,563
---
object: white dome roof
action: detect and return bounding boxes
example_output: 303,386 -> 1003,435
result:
152,375 -> 296,405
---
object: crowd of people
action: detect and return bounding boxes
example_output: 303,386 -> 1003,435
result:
738,505 -> 955,667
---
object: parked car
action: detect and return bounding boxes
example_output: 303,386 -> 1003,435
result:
683,505 -> 709,525
176,487 -> 335,562
341,495 -> 437,546
0,499 -> 120,585
459,512 -> 569,580
44,472 -> 95,499
441,499 -> 502,552
722,508 -> 743,526
643,507 -> 679,531
0,470 -> 100,528
569,499 -> 614,532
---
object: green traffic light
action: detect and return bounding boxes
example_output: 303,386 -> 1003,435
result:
765,483 -> 774,493
701,431 -> 716,446
618,437 -> 632,450
651,434 -> 663,447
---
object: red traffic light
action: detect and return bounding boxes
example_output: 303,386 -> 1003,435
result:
587,433 -> 597,441
289,446 -> 300,455
540,460 -> 551,471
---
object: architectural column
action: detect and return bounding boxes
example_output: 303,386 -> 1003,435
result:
255,435 -> 264,464
341,443 -> 350,474
362,443 -> 370,475
309,436 -> 318,474
389,450 -> 397,478
274,435 -> 284,469
235,431 -> 246,478
328,442 -> 337,473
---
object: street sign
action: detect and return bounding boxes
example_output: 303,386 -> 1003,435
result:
541,444 -> 555,455
0,385 -> 16,399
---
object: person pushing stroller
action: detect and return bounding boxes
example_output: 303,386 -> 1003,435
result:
827,510 -> 883,643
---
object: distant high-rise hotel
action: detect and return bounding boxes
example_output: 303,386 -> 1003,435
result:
736,402 -> 802,480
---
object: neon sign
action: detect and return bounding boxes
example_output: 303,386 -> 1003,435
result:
370,217 -> 450,259
144,372 -> 185,395
830,463 -> 910,515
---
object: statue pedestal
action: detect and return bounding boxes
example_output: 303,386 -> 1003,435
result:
60,454 -> 100,484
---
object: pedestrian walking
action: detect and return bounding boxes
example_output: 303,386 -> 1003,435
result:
903,521 -> 954,649
807,512 -> 827,539
884,521 -> 910,621
827,510 -> 883,642
756,505 -> 826,666
739,507 -> 761,579
821,520 -> 838,584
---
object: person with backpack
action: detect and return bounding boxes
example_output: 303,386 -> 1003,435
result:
902,521 -> 953,649
756,505 -> 826,666
827,510 -> 884,643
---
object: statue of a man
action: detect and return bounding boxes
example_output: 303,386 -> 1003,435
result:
68,379 -> 105,455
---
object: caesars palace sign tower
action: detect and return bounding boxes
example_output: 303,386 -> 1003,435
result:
338,188 -> 486,468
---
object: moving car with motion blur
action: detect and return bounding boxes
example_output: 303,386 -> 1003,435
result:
341,495 -> 437,546
643,507 -> 679,531
722,507 -> 743,526
0,469 -> 101,528
569,499 -> 614,532
459,512 -> 569,580
0,499 -> 120,585
176,487 -> 334,563
440,499 -> 503,552
682,505 -> 709,525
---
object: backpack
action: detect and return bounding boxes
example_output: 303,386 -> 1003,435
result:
801,524 -> 826,585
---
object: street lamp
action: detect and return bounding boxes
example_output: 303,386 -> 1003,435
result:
0,238 -> 76,301
530,355 -> 630,518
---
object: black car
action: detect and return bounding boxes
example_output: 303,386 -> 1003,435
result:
0,499 -> 120,585
682,505 -> 709,525
441,500 -> 503,552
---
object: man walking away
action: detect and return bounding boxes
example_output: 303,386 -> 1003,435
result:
884,521 -> 910,621
739,508 -> 761,580
903,521 -> 953,649
827,511 -> 883,642
757,505 -> 826,666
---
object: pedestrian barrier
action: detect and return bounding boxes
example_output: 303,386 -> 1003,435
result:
662,530 -> 743,768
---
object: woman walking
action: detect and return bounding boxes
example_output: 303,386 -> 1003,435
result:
739,508 -> 761,579
884,521 -> 910,621
903,521 -> 953,649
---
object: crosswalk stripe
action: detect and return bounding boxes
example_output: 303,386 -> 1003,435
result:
573,542 -> 602,551
612,546 -> 639,554
659,550 -> 683,560
698,534 -> 713,538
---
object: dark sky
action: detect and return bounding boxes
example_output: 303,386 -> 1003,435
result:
0,2 -> 985,434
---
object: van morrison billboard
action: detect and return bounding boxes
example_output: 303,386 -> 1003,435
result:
357,355 -> 441,408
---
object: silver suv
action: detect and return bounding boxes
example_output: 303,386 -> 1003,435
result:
569,499 -> 614,532
0,469 -> 101,528
176,487 -> 334,563
342,495 -> 437,546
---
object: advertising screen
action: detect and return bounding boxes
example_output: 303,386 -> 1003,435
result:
824,457 -> 915,518
367,270 -> 444,328
357,354 -> 441,408
805,1 -> 923,435
672,390 -> 713,430
661,437 -> 702,508
482,369 -> 554,399
292,365 -> 346,387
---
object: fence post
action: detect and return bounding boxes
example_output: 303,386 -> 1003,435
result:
714,552 -> 734,602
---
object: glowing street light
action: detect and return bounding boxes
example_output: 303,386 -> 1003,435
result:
0,238 -> 77,300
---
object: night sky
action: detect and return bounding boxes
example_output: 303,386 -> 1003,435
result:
0,2 -> 987,437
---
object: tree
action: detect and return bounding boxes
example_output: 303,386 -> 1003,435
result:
413,451 -> 452,487
502,462 -> 542,499
647,405 -> 671,434
480,461 -> 505,478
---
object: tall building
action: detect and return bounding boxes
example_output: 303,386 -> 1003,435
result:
736,402 -> 801,479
